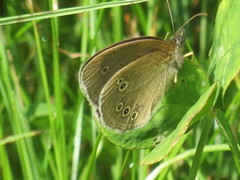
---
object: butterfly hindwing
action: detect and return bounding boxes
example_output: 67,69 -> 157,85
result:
99,48 -> 178,132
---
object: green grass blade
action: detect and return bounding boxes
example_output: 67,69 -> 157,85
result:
0,0 -> 148,26
188,116 -> 214,180
216,110 -> 240,173
0,131 -> 41,146
80,133 -> 103,180
146,144 -> 230,180
117,150 -> 131,180
0,27 -> 39,180
71,95 -> 84,180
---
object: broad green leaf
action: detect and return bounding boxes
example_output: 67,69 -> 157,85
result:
209,0 -> 240,94
141,84 -> 216,165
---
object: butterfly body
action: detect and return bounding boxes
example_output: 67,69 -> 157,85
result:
80,31 -> 184,132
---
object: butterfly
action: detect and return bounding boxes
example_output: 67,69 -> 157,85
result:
79,30 -> 184,132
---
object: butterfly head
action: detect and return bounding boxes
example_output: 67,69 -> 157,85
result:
170,28 -> 185,47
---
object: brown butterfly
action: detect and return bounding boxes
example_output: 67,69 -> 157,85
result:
79,10 -> 207,133
79,30 -> 184,132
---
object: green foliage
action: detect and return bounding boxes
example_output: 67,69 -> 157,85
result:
0,0 -> 240,179
209,0 -> 240,95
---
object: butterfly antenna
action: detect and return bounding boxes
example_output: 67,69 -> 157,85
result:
166,0 -> 175,33
176,13 -> 208,34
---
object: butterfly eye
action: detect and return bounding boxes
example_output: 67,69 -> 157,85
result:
116,102 -> 123,112
122,106 -> 131,117
117,78 -> 124,85
101,66 -> 109,75
118,82 -> 128,91
131,111 -> 138,120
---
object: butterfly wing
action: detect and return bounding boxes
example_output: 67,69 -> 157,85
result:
99,44 -> 181,132
80,37 -> 170,106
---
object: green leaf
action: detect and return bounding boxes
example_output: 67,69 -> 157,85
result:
141,84 -> 216,165
209,0 -> 240,94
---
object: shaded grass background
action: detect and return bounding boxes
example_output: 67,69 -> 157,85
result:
0,0 -> 239,179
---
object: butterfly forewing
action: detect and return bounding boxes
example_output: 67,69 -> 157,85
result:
99,44 -> 179,132
80,37 -> 170,106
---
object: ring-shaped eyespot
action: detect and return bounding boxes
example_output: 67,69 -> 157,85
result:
130,111 -> 138,121
153,135 -> 165,146
153,139 -> 160,146
153,137 -> 161,146
117,78 -> 124,85
101,66 -> 109,75
118,82 -> 128,92
122,106 -> 131,117
116,102 -> 123,112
